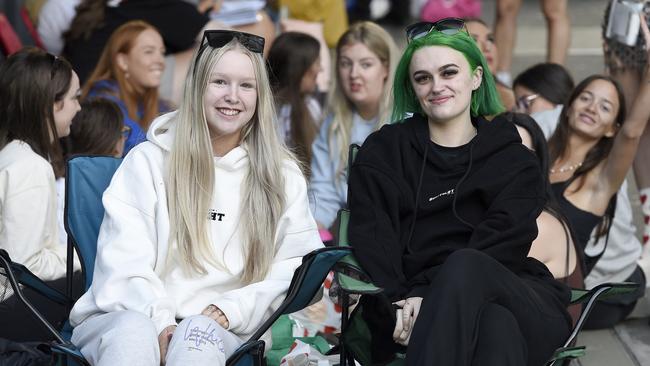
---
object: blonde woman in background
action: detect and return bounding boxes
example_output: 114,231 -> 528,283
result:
310,21 -> 399,234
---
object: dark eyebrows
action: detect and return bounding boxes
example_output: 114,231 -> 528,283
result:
412,63 -> 459,77
439,63 -> 459,71
412,70 -> 430,77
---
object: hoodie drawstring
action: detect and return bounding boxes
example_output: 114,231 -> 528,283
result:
452,143 -> 476,229
406,143 -> 429,253
406,140 -> 477,254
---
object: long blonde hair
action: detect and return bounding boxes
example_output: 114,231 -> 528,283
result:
167,39 -> 292,283
326,21 -> 399,174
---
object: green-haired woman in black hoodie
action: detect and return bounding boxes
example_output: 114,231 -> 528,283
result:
347,18 -> 572,366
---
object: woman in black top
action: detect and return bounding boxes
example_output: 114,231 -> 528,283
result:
348,19 -> 572,366
545,14 -> 650,329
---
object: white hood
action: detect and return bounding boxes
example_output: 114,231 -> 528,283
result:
147,110 -> 177,152
146,110 -> 249,172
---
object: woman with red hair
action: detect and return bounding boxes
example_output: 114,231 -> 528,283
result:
82,20 -> 169,155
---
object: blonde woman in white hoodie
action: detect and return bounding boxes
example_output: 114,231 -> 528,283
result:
69,30 -> 323,366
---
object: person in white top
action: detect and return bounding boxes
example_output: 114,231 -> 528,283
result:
0,47 -> 81,341
68,30 -> 323,366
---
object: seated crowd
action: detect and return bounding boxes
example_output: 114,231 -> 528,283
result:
1,1 -> 650,365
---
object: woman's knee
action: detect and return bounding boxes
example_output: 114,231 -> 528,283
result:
442,249 -> 492,276
497,0 -> 522,17
74,311 -> 159,365
166,315 -> 229,365
104,310 -> 159,344
433,249 -> 502,292
541,0 -> 568,20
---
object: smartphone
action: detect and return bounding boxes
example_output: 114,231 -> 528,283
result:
606,0 -> 645,47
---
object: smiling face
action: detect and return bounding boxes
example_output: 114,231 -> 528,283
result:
53,71 -> 81,138
116,28 -> 166,90
567,78 -> 620,139
337,42 -> 388,112
203,49 -> 257,150
465,20 -> 497,73
409,45 -> 482,125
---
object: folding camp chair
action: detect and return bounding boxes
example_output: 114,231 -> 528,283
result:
0,155 -> 121,365
335,144 -> 642,366
226,246 -> 352,365
335,220 -> 639,366
4,154 -> 353,365
2,234 -> 350,366
64,156 -> 354,365
0,249 -> 88,365
545,281 -> 640,366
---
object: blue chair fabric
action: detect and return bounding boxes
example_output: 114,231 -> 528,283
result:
64,156 -> 123,291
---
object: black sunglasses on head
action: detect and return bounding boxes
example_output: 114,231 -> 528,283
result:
199,30 -> 265,54
405,18 -> 469,43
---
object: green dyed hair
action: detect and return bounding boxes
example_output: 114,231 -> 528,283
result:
391,30 -> 504,122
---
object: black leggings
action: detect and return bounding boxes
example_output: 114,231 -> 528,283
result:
405,249 -> 572,366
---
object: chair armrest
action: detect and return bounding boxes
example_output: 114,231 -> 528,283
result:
226,339 -> 265,366
562,282 -> 641,351
51,342 -> 90,366
570,282 -> 639,305
0,249 -> 68,305
545,346 -> 586,366
336,272 -> 382,295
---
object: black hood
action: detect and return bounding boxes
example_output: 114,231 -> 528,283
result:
406,112 -> 524,172
403,112 -> 525,231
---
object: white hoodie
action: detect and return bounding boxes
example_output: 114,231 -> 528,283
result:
69,112 -> 323,340
0,140 -> 67,280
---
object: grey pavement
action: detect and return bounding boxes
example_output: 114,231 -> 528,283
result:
382,1 -> 649,365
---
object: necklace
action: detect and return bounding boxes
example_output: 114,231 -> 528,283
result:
550,161 -> 583,174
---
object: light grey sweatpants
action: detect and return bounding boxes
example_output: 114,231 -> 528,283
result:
71,310 -> 244,366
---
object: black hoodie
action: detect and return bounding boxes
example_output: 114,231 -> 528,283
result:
348,113 -> 563,301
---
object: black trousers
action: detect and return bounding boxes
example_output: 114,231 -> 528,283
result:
0,272 -> 83,342
403,249 -> 572,366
